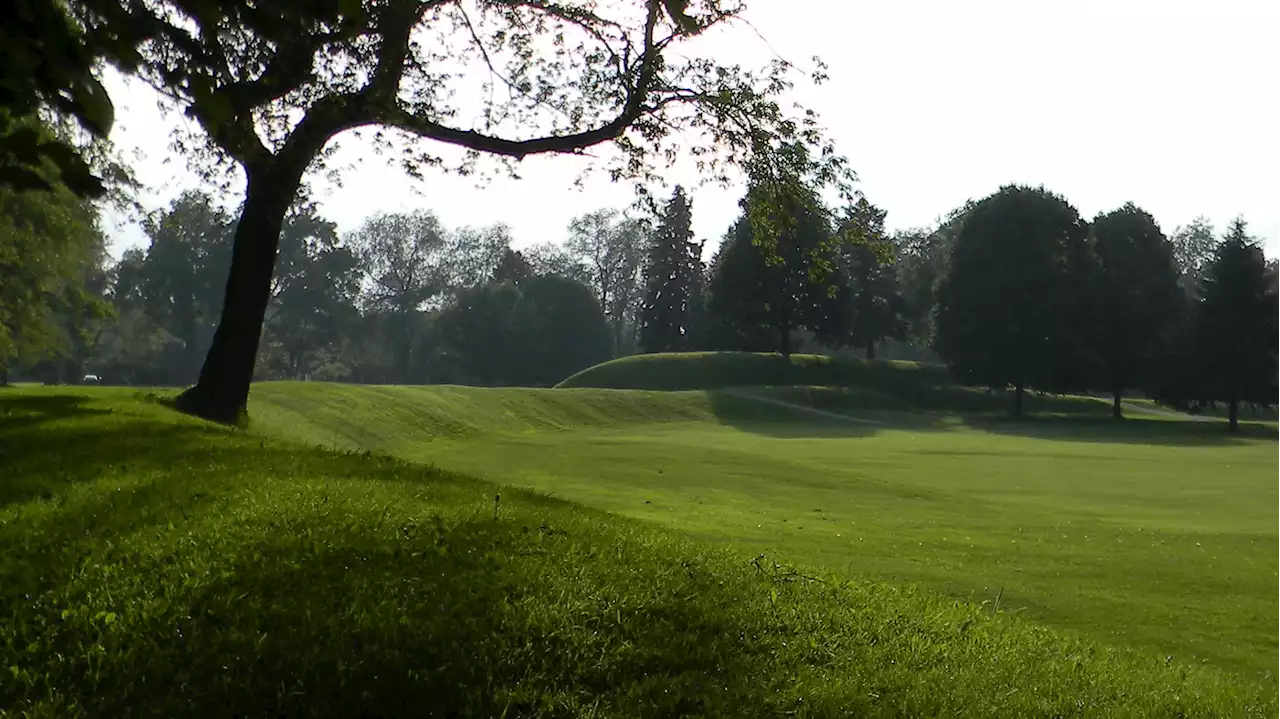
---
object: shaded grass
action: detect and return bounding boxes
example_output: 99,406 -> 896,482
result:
1,388 -> 1274,717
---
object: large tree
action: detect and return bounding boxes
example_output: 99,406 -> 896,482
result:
1194,218 -> 1277,431
67,0 -> 850,421
639,185 -> 701,353
1090,203 -> 1182,419
933,185 -> 1090,418
705,193 -> 844,356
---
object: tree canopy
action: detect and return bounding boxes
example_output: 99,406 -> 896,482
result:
639,185 -> 701,354
1090,203 -> 1181,418
934,185 -> 1090,417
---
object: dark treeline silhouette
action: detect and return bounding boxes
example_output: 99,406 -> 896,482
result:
3,177 -> 1275,428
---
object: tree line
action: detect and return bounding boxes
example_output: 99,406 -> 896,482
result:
5,176 -> 1275,429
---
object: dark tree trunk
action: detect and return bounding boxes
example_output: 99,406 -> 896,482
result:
1228,399 -> 1239,432
0,366 -> 7,386
778,323 -> 791,358
1112,388 -> 1123,420
865,341 -> 876,360
1014,382 -> 1024,419
176,163 -> 302,423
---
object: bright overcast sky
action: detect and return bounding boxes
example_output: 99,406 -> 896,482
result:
101,0 -> 1279,260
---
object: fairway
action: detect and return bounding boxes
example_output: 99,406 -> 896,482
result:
251,382 -> 1279,680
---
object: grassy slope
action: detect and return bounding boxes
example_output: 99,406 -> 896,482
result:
248,382 -> 1278,681
1,386 -> 1274,717
558,351 -> 1127,417
557,351 -> 956,391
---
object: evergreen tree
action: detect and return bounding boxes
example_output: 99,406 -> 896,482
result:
639,186 -> 700,353
1195,217 -> 1278,431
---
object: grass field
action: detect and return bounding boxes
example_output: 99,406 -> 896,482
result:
2,361 -> 1276,716
249,381 -> 1278,679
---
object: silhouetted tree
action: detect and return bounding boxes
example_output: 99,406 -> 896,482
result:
934,185 -> 1090,418
1194,217 -> 1278,430
705,198 -> 844,356
435,275 -> 609,386
834,198 -> 907,359
1090,203 -> 1182,418
639,185 -> 701,353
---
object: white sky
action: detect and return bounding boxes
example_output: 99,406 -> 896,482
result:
101,0 -> 1279,260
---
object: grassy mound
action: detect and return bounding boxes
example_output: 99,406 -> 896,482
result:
556,351 -> 950,391
558,352 -> 1113,417
1,387 -> 1273,717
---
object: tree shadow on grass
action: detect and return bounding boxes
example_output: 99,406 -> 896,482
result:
8,489 -> 809,717
701,385 -> 1274,448
0,413 -> 225,510
0,392 -> 116,434
961,414 -> 1277,447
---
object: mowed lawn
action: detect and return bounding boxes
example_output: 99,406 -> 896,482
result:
251,383 -> 1279,681
11,386 -> 1277,717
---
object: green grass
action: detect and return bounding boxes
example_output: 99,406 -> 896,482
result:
247,382 -> 1278,681
2,384 -> 1276,717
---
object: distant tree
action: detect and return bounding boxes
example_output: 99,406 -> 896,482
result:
834,198 -> 907,359
1169,217 -> 1218,299
705,198 -> 844,356
1090,203 -> 1182,418
347,209 -> 448,382
434,280 -> 523,385
435,275 -> 609,386
934,185 -> 1090,418
130,190 -> 235,382
1194,217 -> 1278,431
490,248 -> 533,283
512,275 -> 612,385
566,209 -> 646,356
261,204 -> 360,379
526,242 -> 591,285
443,223 -> 514,295
639,185 -> 701,354
0,182 -> 107,384
892,201 -> 976,349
